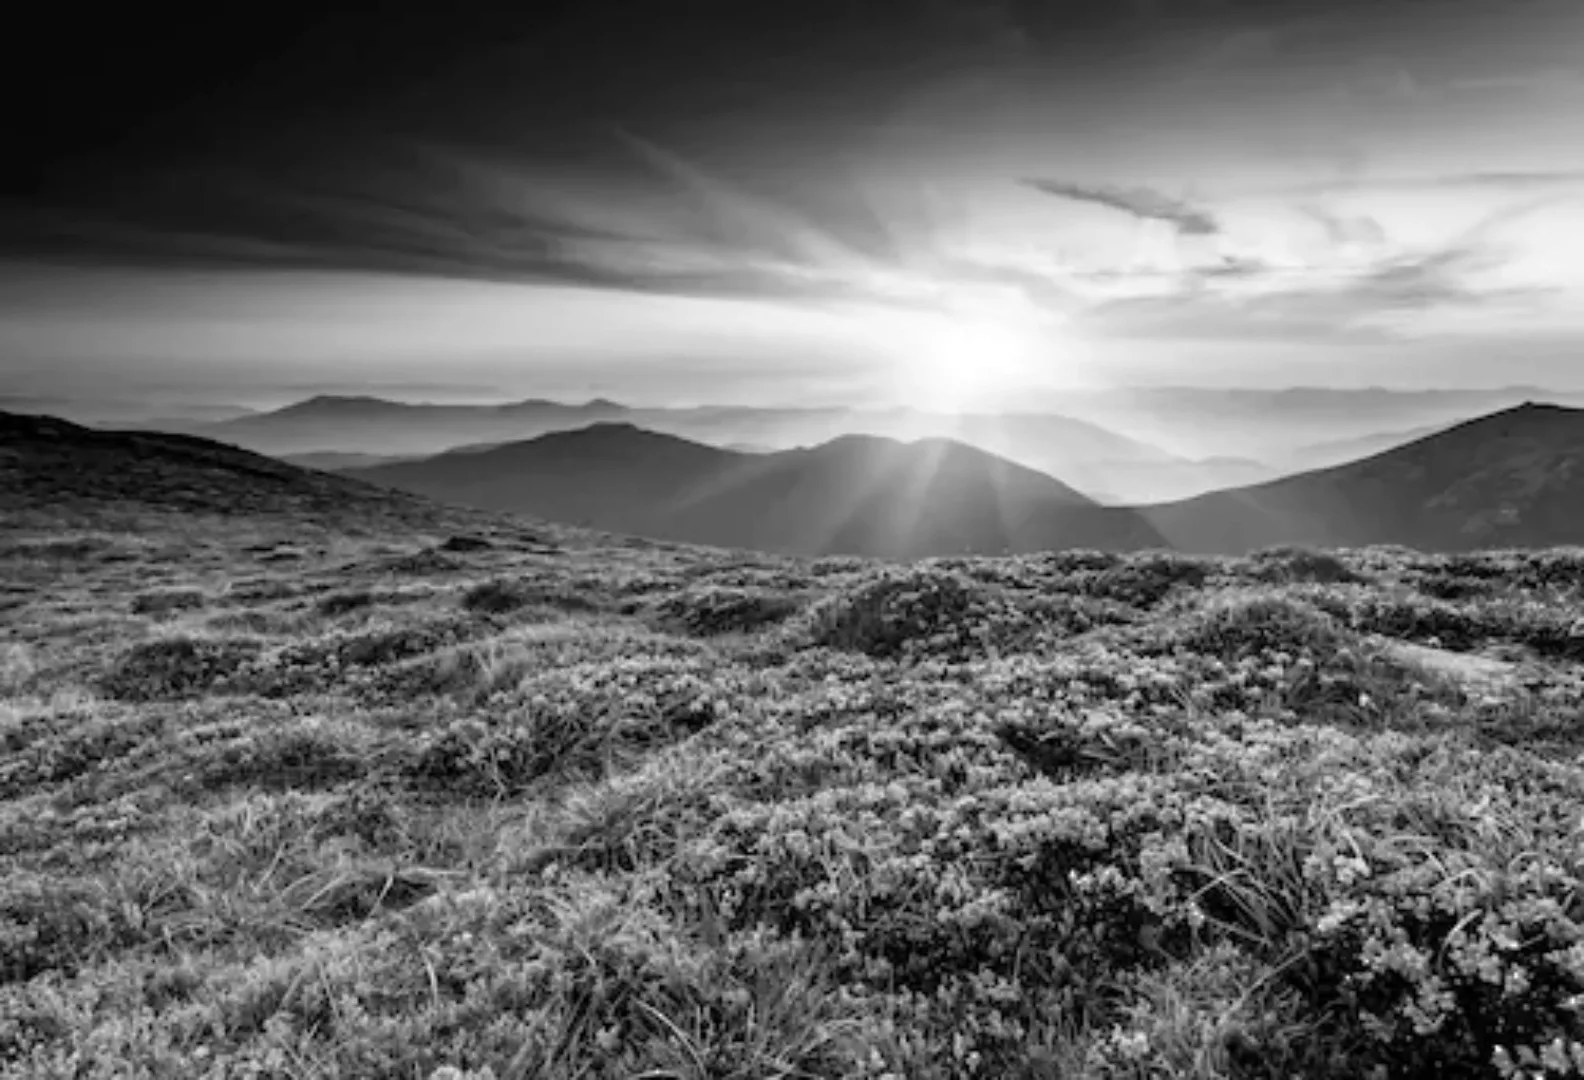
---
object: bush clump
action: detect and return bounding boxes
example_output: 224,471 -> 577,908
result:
652,586 -> 805,637
100,636 -> 261,702
129,588 -> 206,617
316,590 -> 376,617
798,567 -> 1006,661
460,578 -> 604,617
438,534 -> 494,553
1242,545 -> 1366,586
379,549 -> 463,576
0,873 -> 132,984
1065,551 -> 1213,608
1175,592 -> 1344,661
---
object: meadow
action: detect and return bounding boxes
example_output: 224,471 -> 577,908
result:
5,504 -> 1584,1078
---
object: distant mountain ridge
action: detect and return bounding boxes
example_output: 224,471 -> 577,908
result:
1281,420 -> 1459,472
11,400 -> 1584,560
346,402 -> 1584,557
1141,402 -> 1584,554
345,422 -> 1169,559
180,392 -> 1275,503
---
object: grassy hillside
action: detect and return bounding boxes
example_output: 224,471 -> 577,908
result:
8,467 -> 1584,1076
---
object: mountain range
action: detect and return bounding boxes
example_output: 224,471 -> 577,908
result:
182,393 -> 1253,504
341,402 -> 1584,558
1276,420 -> 1458,473
8,397 -> 1584,560
21,384 -> 1584,505
343,423 -> 1169,559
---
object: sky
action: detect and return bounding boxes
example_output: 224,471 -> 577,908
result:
3,0 -> 1583,410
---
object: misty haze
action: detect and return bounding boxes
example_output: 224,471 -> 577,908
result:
5,2 -> 1584,1077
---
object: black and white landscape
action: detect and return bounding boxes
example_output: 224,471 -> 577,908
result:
5,2 -> 1584,1077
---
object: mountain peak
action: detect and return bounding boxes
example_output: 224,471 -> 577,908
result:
281,394 -> 402,415
566,420 -> 649,436
1146,399 -> 1584,554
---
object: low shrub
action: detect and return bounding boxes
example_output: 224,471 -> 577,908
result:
99,636 -> 261,702
192,723 -> 368,793
316,590 -> 375,617
0,644 -> 34,696
438,534 -> 494,553
379,549 -> 463,575
797,568 -> 1001,661
1175,592 -> 1343,662
129,588 -> 206,617
1242,545 -> 1366,586
1056,552 -> 1213,609
651,585 -> 805,637
460,578 -> 605,617
1,873 -> 133,984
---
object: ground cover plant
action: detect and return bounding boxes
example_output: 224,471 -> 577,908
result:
6,507 -> 1584,1078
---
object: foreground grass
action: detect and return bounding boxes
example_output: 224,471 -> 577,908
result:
5,520 -> 1584,1078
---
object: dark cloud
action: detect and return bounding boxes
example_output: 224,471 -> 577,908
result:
1021,179 -> 1221,235
0,137 -> 956,314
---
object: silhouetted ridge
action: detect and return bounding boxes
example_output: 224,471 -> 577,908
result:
279,394 -> 405,415
348,424 -> 1165,558
0,409 -> 445,526
191,393 -> 1247,501
1140,402 -> 1584,554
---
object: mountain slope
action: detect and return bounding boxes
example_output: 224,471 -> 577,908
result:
347,423 -> 1169,558
0,409 -> 460,532
1142,402 -> 1584,554
1281,420 -> 1458,472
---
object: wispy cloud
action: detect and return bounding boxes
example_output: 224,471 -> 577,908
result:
0,138 -> 916,310
6,118 -> 1578,356
1021,179 -> 1220,236
1075,192 -> 1573,342
1446,67 -> 1584,95
1296,203 -> 1387,254
1257,170 -> 1584,199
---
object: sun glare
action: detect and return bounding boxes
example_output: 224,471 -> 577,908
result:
878,284 -> 1066,412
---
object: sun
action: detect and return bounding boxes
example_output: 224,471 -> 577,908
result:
884,285 -> 1065,412
914,310 -> 1031,404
